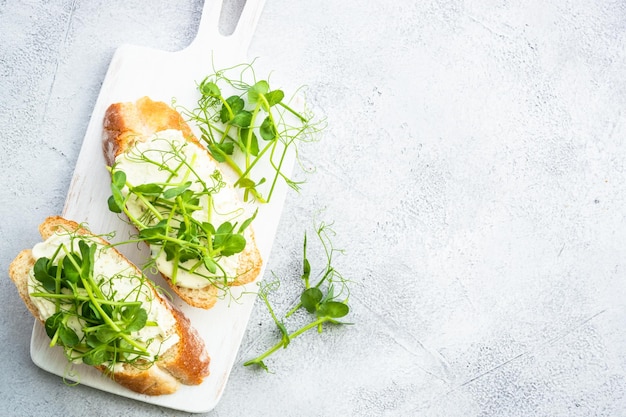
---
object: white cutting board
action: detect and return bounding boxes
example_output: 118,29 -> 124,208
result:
28,0 -> 289,413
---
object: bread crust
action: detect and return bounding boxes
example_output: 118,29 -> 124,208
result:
8,216 -> 210,395
103,97 -> 197,166
103,96 -> 263,309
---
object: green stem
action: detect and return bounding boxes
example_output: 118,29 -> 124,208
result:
220,95 -> 235,121
150,233 -> 207,252
285,302 -> 301,319
54,259 -> 63,313
234,138 -> 275,185
245,102 -> 262,169
278,101 -> 308,123
265,136 -> 287,203
315,267 -> 335,290
210,143 -> 246,177
243,317 -> 331,367
30,293 -> 142,307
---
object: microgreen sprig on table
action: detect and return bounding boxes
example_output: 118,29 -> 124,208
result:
244,222 -> 352,371
177,61 -> 325,204
107,137 -> 256,288
30,234 -> 157,370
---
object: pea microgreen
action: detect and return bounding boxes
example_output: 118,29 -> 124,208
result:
176,61 -> 325,204
30,233 -> 161,371
108,137 -> 256,289
243,222 -> 352,371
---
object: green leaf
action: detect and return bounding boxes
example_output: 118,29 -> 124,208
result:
177,221 -> 194,239
220,96 -> 244,123
163,241 -> 177,262
132,183 -> 164,196
237,177 -> 257,190
179,246 -> 199,263
220,141 -> 235,155
59,325 -> 80,347
62,254 -> 80,285
82,347 -> 107,366
44,312 -> 64,340
178,189 -> 200,206
118,338 -> 134,351
163,239 -> 198,263
112,170 -> 126,189
81,301 -> 102,323
100,303 -> 114,319
95,328 -> 118,343
260,117 -> 277,141
78,240 -> 90,260
33,257 -> 57,292
201,222 -> 216,235
200,80 -> 221,97
163,181 -> 192,199
124,307 -> 148,333
240,128 -> 259,156
266,90 -> 284,107
77,240 -> 96,281
208,145 -> 226,162
121,304 -> 140,321
248,80 -> 269,104
302,258 -> 311,281
109,172 -> 126,213
238,209 -> 258,234
245,359 -> 269,371
179,222 -> 191,237
208,142 -> 235,162
301,287 -> 323,313
203,256 -> 218,274
85,333 -> 101,348
138,222 -> 167,242
231,110 -> 252,128
212,221 -> 245,256
216,221 -> 234,235
317,301 -> 350,318
107,195 -> 123,213
220,234 -> 246,256
230,95 -> 245,113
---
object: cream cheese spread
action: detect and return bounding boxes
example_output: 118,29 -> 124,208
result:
29,232 -> 179,362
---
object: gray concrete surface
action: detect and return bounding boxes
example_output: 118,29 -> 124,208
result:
2,0 -> 626,416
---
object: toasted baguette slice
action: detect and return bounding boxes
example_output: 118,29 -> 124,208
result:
102,97 -> 262,309
8,216 -> 210,395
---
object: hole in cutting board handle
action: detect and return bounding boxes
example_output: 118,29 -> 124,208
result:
218,0 -> 247,36
189,0 -> 264,52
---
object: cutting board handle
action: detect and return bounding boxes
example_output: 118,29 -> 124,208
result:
188,0 -> 267,53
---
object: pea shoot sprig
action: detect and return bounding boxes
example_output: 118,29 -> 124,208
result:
30,234 -> 159,370
244,222 -> 352,371
177,61 -> 325,204
107,137 -> 256,289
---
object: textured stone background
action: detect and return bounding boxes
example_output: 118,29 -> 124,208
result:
2,0 -> 626,416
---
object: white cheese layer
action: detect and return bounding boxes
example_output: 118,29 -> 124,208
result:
114,129 -> 247,289
29,232 -> 179,362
